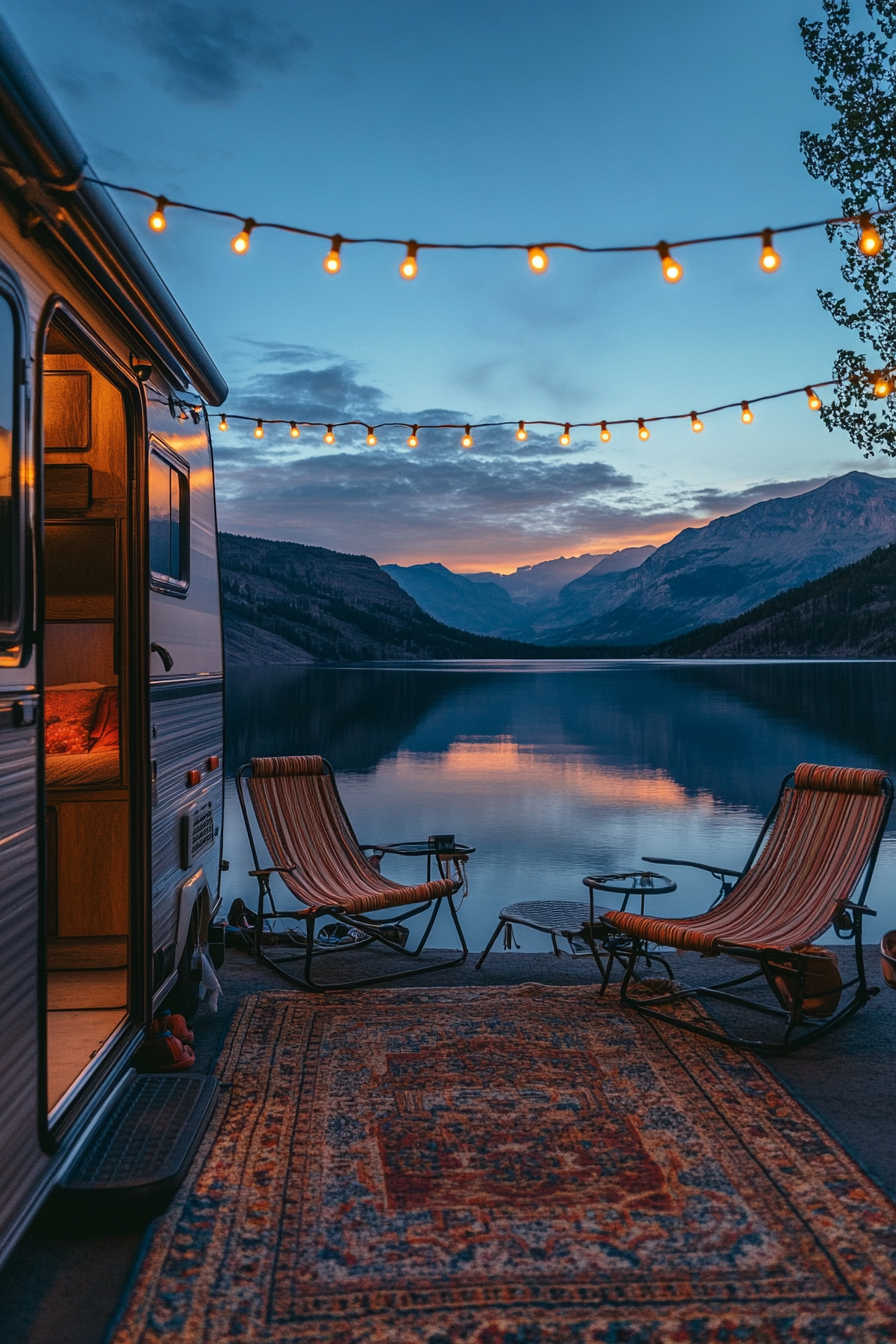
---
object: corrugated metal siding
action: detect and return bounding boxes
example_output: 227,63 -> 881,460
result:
151,681 -> 224,952
0,699 -> 47,1258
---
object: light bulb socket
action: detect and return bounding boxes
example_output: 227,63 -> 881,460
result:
290,422 -> 300,437
218,416 -> 228,431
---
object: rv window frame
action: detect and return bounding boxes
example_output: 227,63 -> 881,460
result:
0,270 -> 29,656
148,436 -> 190,598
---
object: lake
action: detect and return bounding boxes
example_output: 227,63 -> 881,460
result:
220,661 -> 896,950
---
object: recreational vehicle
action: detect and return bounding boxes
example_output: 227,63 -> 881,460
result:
0,21 -> 228,1265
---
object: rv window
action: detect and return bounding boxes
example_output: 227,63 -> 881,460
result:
0,296 -> 17,641
149,445 -> 189,594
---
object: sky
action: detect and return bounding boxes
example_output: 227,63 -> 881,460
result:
5,0 -> 892,570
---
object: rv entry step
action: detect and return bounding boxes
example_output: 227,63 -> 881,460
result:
61,1072 -> 218,1199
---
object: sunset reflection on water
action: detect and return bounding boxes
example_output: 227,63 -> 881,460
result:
222,662 -> 896,950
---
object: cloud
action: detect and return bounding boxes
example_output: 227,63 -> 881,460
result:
105,0 -> 311,103
687,475 -> 835,517
213,346 -> 653,564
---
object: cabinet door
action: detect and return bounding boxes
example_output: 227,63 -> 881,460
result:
56,800 -> 129,937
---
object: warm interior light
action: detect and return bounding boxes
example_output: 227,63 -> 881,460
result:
232,220 -> 255,254
690,412 -> 704,432
600,422 -> 611,442
806,387 -> 822,410
218,415 -> 228,431
366,427 -> 378,446
516,421 -> 528,442
528,246 -> 549,273
324,426 -> 335,444
859,213 -> 883,256
400,240 -> 418,279
254,419 -> 264,438
559,423 -> 571,446
148,197 -> 167,232
323,234 -> 343,273
759,227 -> 781,272
290,422 -> 301,438
874,375 -> 892,398
740,401 -> 753,424
657,241 -> 682,283
407,426 -> 419,448
638,418 -> 650,440
461,425 -> 473,448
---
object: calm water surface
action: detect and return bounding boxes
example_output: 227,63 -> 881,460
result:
220,661 -> 896,949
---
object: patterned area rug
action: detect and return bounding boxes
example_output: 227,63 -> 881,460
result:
111,987 -> 896,1343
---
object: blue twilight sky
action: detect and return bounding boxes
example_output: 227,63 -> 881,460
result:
5,0 -> 890,569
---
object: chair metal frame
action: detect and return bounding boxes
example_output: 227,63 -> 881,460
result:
236,758 -> 468,991
591,769 -> 893,1054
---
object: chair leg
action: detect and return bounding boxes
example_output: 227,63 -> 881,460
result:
258,895 -> 469,992
476,918 -> 507,970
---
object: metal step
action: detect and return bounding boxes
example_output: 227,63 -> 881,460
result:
61,1071 -> 218,1198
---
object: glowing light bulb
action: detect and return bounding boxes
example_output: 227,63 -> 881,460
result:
324,426 -> 335,444
254,419 -> 264,438
657,241 -> 682,283
290,422 -> 301,438
407,425 -> 419,448
232,219 -> 255,254
759,227 -> 781,272
559,423 -> 571,446
806,387 -> 822,411
690,412 -> 704,433
516,421 -> 528,442
461,425 -> 473,449
148,197 -> 167,232
323,234 -> 343,273
400,241 -> 418,279
218,415 -> 228,432
178,408 -> 188,421
874,374 -> 892,398
638,418 -> 650,440
528,246 -> 549,273
366,427 -> 378,446
600,422 -> 611,442
740,401 -> 753,424
859,213 -> 883,256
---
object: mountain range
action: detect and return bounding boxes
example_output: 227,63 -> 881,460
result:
385,472 -> 896,646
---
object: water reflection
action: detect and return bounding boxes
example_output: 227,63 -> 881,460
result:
222,662 -> 896,948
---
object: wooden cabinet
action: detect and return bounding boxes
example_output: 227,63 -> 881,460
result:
54,799 -> 129,937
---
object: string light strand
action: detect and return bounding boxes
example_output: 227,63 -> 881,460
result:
204,372 -> 895,442
69,174 -> 896,273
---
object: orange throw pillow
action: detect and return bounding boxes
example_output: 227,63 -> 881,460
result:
45,687 -> 103,755
89,687 -> 119,750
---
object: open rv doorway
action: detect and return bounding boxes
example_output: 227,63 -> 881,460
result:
40,308 -> 144,1126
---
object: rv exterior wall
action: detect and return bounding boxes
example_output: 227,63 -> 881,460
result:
0,180 -> 225,1265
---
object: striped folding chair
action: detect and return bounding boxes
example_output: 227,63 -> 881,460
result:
236,755 -> 468,990
590,763 -> 893,1053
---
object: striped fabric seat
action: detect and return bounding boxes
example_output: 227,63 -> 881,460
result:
602,764 -> 888,956
246,755 -> 457,916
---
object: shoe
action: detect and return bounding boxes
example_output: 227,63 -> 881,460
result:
149,1030 -> 195,1072
154,1009 -> 195,1044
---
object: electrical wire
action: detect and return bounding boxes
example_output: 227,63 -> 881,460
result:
82,175 -> 896,270
193,374 -> 883,442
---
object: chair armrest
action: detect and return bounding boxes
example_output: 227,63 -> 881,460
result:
249,866 -> 296,877
641,856 -> 744,878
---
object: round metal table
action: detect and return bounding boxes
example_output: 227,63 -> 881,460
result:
582,870 -> 677,989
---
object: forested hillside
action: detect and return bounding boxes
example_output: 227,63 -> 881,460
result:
219,533 -> 627,662
654,543 -> 896,658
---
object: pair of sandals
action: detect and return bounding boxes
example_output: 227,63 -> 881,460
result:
148,1009 -> 195,1071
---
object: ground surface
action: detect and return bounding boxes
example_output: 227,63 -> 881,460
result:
1,941 -> 895,1344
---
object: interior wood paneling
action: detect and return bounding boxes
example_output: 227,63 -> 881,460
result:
43,370 -> 90,449
55,800 -> 129,937
43,354 -> 126,504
